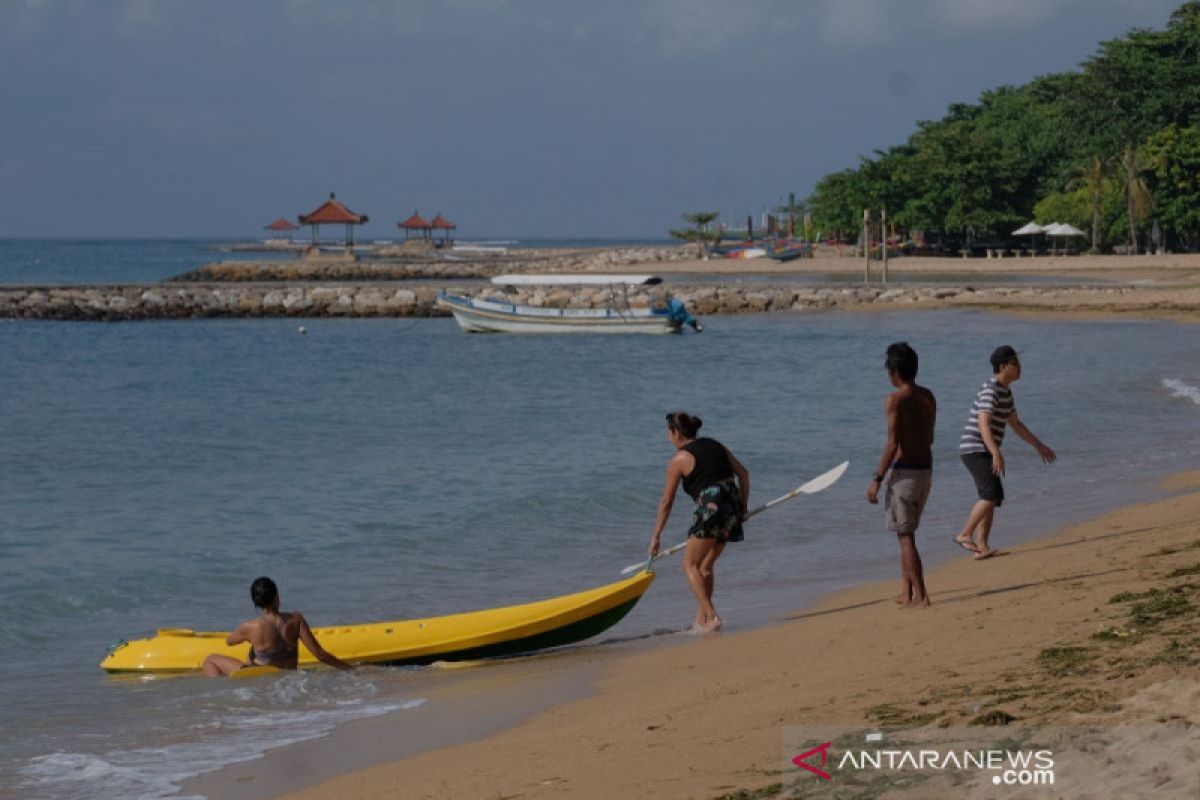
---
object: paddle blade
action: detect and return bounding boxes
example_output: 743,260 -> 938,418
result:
798,460 -> 849,494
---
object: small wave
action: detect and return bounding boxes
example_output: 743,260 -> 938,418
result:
1162,378 -> 1200,406
18,697 -> 426,800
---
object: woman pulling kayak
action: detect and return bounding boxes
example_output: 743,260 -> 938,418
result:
648,411 -> 750,633
202,577 -> 356,677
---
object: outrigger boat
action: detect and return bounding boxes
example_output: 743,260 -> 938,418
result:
100,572 -> 654,674
437,274 -> 695,334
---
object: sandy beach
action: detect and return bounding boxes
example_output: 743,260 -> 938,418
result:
618,251 -> 1200,281
190,466 -> 1200,800
164,258 -> 1200,799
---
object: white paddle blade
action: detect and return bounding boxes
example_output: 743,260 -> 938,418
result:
746,460 -> 850,518
798,460 -> 849,494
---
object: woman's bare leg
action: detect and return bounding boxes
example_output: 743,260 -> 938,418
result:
203,653 -> 246,678
683,537 -> 720,628
699,541 -> 726,628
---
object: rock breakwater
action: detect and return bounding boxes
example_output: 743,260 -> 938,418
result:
171,246 -> 697,283
2,283 -> 1195,321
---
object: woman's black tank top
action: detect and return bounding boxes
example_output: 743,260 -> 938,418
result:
681,437 -> 733,499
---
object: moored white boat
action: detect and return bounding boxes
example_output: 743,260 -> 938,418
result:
436,274 -> 691,334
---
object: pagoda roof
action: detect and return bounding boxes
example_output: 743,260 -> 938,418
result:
430,212 -> 456,230
398,211 -> 432,230
299,193 -> 368,225
264,217 -> 299,231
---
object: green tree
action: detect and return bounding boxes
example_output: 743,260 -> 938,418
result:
803,4 -> 1200,253
1143,124 -> 1200,249
1065,155 -> 1116,251
808,170 -> 864,240
1033,189 -> 1090,231
668,212 -> 720,257
1118,145 -> 1154,252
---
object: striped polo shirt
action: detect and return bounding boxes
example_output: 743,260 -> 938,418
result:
960,378 -> 1015,454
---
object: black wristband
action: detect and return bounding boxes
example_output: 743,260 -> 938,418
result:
872,473 -> 884,483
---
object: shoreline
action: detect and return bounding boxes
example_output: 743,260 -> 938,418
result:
183,467 -> 1200,800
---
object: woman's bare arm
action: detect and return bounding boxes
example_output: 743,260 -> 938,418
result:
296,614 -> 355,670
724,447 -> 750,515
225,621 -> 252,648
649,454 -> 688,555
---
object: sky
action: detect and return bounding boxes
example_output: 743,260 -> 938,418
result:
0,0 -> 1184,239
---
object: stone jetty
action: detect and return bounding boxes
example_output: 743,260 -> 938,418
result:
2,282 -> 1196,321
173,245 -> 698,283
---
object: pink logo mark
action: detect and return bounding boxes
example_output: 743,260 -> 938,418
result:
791,741 -> 832,780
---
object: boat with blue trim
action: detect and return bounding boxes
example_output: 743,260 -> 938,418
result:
437,274 -> 697,334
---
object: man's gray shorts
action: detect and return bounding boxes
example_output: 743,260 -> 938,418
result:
885,468 -> 932,534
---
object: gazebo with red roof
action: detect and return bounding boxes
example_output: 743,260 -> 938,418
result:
263,217 -> 299,241
298,192 -> 369,250
430,212 -> 457,245
397,211 -> 432,241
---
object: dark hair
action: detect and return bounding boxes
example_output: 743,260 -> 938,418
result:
665,411 -> 702,439
885,341 -> 918,382
250,576 -> 279,610
989,345 -> 1019,373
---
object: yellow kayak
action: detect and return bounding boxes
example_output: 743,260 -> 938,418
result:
101,572 -> 654,673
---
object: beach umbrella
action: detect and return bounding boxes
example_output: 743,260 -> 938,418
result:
1043,222 -> 1084,254
1012,221 -> 1044,255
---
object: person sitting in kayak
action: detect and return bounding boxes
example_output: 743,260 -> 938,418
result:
202,576 -> 355,677
648,411 -> 749,633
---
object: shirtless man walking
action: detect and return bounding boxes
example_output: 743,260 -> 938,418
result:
867,342 -> 937,608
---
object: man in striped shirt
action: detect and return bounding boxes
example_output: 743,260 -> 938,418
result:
955,345 -> 1056,560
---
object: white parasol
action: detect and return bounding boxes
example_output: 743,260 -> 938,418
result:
1043,222 -> 1085,254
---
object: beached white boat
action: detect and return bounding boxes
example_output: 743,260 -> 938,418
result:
725,247 -> 766,259
436,275 -> 692,334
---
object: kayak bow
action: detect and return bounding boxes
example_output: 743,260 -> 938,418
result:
101,572 -> 654,673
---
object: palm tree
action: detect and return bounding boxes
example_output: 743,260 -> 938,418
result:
1066,155 -> 1111,252
1119,146 -> 1154,254
669,212 -> 720,258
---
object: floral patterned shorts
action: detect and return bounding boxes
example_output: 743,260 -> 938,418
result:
688,481 -> 745,543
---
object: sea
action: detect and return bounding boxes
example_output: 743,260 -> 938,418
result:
1,240 -> 1199,799
0,238 -> 676,286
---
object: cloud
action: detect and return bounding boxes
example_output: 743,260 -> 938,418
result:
120,0 -> 172,32
923,0 -> 1063,31
817,0 -> 892,46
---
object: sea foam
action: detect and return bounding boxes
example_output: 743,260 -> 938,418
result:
1162,378 -> 1200,406
17,697 -> 426,800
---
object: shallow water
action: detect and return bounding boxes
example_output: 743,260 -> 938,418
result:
1,256 -> 1198,798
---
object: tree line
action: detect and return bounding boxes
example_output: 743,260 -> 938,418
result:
805,2 -> 1200,254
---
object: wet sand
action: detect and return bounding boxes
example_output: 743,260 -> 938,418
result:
182,469 -> 1200,799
